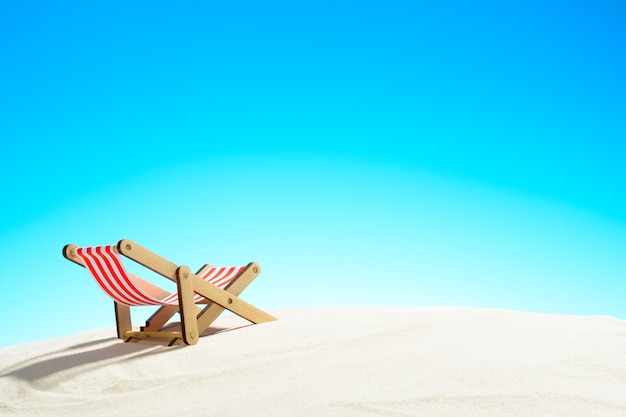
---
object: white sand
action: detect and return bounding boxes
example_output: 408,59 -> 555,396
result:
1,306 -> 625,416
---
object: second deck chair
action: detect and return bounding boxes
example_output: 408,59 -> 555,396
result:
63,239 -> 276,346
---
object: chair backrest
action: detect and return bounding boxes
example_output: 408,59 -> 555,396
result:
76,246 -> 167,306
74,246 -> 246,306
199,265 -> 246,288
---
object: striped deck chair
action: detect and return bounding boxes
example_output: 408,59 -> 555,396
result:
63,239 -> 276,345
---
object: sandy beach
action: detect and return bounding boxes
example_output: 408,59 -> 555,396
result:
1,306 -> 625,416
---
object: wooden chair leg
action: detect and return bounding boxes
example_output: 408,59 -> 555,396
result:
114,302 -> 132,341
177,266 -> 200,345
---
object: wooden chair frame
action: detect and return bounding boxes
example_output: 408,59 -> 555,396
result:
63,239 -> 276,346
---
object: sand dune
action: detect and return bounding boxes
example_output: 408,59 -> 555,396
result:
1,306 -> 625,416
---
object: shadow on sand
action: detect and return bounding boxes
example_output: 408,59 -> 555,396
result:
1,323 -> 251,383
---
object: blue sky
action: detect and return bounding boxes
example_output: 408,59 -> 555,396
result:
1,0 -> 624,347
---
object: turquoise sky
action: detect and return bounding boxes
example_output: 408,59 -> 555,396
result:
1,1 -> 624,347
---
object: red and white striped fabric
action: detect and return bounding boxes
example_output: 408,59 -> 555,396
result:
75,246 -> 246,306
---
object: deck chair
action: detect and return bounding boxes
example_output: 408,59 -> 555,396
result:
63,239 -> 276,346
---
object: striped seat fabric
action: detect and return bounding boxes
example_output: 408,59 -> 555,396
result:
75,246 -> 246,306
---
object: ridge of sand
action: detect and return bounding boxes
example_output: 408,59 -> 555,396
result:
1,306 -> 625,416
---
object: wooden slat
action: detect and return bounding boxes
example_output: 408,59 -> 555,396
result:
188,268 -> 277,324
114,302 -> 132,340
197,262 -> 271,330
177,266 -> 200,345
117,239 -> 179,282
119,241 -> 275,324
123,331 -> 183,340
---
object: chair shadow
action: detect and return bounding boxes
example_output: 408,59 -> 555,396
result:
1,323 -> 251,383
0,323 -> 254,382
1,338 -> 167,383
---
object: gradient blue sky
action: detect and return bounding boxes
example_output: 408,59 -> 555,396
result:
1,0 -> 624,347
